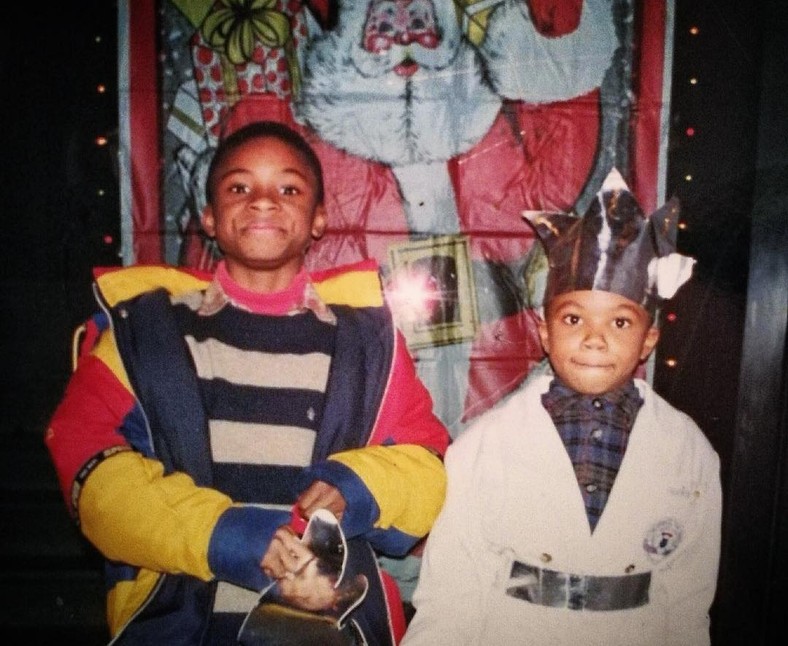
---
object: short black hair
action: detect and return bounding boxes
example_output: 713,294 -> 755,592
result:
205,121 -> 325,205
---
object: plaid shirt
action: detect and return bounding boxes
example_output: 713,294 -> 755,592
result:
542,378 -> 643,532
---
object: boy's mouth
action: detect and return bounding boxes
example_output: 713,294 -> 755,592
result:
572,359 -> 613,370
243,219 -> 283,233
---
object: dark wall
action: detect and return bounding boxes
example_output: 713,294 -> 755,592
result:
1,3 -> 121,435
654,1 -> 788,644
0,3 -> 119,641
712,0 -> 788,643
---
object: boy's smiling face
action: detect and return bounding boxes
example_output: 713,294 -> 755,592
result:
538,290 -> 660,395
201,135 -> 326,291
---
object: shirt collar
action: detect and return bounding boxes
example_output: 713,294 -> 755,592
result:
197,261 -> 337,325
542,377 -> 642,420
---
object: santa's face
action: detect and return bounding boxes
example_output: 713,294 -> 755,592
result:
363,0 -> 440,58
297,0 -> 499,165
346,0 -> 458,77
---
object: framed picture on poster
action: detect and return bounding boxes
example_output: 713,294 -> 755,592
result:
387,235 -> 479,350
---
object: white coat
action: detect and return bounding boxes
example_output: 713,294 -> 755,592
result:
403,376 -> 721,646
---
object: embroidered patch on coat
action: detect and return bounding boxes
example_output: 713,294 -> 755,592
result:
643,518 -> 683,562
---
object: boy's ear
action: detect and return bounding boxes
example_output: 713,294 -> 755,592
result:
537,316 -> 550,354
311,205 -> 327,240
201,205 -> 216,238
640,326 -> 660,361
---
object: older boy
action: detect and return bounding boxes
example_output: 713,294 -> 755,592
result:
403,169 -> 721,646
46,121 -> 449,644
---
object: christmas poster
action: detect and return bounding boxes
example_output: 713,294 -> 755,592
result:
118,0 -> 675,435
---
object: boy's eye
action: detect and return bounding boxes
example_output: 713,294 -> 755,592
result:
561,314 -> 581,326
613,317 -> 632,329
280,185 -> 301,196
228,183 -> 250,194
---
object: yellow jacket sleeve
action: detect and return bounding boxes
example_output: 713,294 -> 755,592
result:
79,450 -> 233,581
328,444 -> 447,540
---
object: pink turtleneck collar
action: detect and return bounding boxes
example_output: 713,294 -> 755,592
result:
215,261 -> 308,315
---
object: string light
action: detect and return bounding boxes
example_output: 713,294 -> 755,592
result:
80,18 -> 118,262
680,16 -> 699,219
662,13 -> 702,383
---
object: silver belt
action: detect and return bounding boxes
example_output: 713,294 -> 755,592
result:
505,561 -> 651,611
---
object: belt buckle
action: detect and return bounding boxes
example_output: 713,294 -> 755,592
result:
506,560 -> 651,611
566,572 -> 587,610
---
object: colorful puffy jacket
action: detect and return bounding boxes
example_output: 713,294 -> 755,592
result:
46,261 -> 449,644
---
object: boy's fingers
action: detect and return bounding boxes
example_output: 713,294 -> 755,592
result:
297,481 -> 347,519
261,525 -> 311,579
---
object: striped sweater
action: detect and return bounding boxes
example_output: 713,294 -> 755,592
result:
175,286 -> 337,624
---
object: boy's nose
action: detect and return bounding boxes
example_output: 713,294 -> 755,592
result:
582,331 -> 607,349
249,189 -> 278,209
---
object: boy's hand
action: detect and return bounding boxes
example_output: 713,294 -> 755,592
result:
276,556 -> 339,612
296,480 -> 346,522
260,525 -> 313,581
261,482 -> 346,581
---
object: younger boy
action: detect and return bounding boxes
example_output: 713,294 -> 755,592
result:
402,169 -> 721,646
46,121 -> 449,644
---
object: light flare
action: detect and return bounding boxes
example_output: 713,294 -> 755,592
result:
385,268 -> 443,325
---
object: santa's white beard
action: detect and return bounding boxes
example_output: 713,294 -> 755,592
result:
295,38 -> 500,167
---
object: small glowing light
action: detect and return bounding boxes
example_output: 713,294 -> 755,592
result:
684,174 -> 693,182
685,127 -> 695,137
96,136 -> 108,146
103,234 -> 114,245
97,84 -> 106,94
385,269 -> 443,325
97,188 -> 105,196
666,312 -> 678,323
95,35 -> 102,43
689,26 -> 699,36
689,77 -> 698,85
678,221 -> 688,230
665,358 -> 678,368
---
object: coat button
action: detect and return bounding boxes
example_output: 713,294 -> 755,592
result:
119,308 -> 129,319
625,564 -> 636,573
540,553 -> 552,563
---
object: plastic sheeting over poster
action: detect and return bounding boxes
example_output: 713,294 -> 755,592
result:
118,0 -> 674,436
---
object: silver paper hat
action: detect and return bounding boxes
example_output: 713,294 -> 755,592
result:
522,168 -> 696,316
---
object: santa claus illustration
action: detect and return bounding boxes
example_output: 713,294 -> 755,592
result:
296,0 -> 502,236
290,0 -> 618,432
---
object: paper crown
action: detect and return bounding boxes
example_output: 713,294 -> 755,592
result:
522,168 -> 696,315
